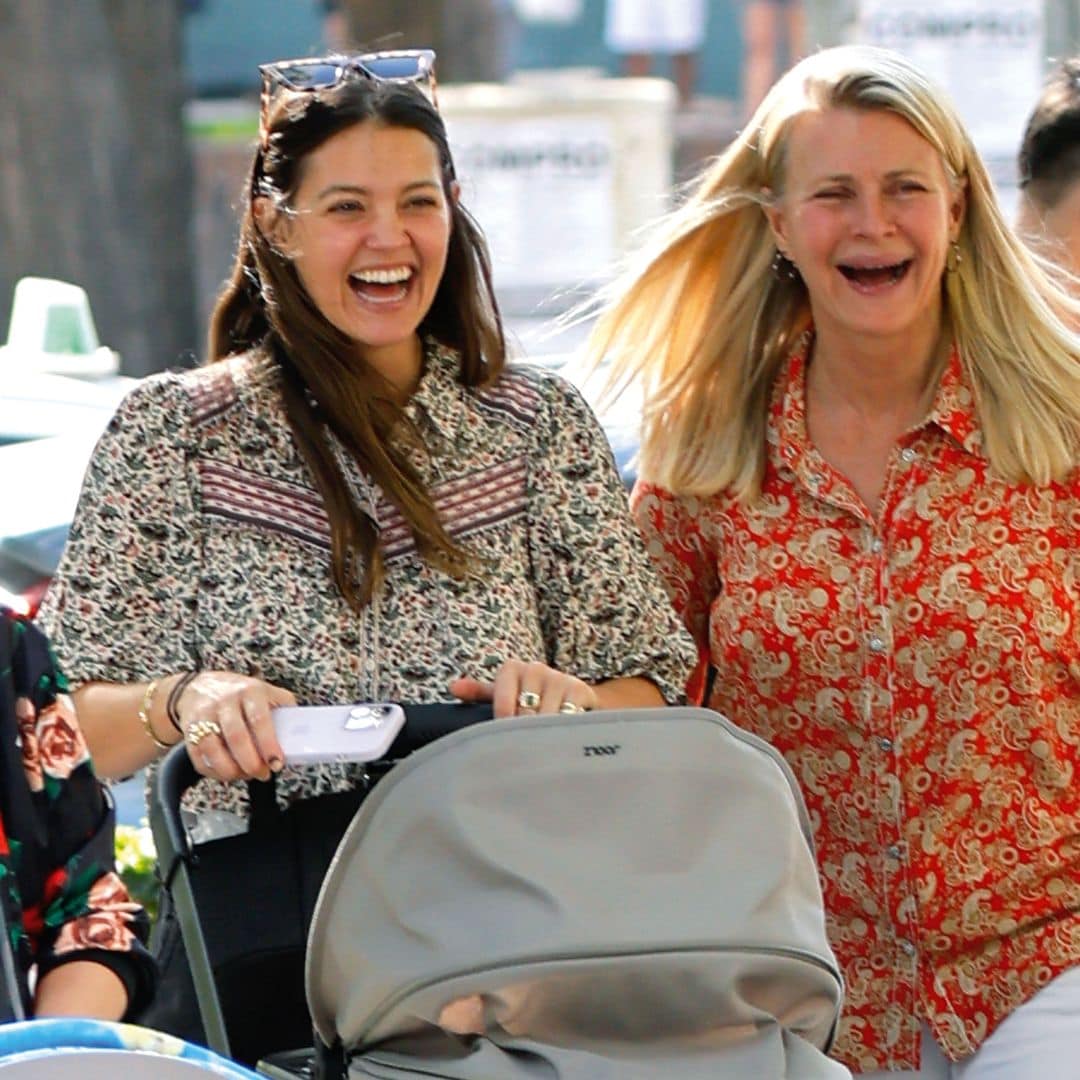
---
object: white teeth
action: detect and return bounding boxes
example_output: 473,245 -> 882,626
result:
352,267 -> 412,285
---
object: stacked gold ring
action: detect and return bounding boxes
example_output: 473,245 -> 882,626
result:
186,718 -> 223,747
558,702 -> 588,714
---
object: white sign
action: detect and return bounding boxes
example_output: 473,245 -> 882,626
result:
512,0 -> 583,23
447,115 -> 618,292
858,0 -> 1044,212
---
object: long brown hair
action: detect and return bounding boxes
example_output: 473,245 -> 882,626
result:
209,77 -> 506,610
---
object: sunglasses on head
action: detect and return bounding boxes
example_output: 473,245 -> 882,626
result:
258,49 -> 438,142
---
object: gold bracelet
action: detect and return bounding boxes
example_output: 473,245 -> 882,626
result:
138,679 -> 173,753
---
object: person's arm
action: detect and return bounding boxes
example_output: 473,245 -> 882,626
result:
70,678 -> 184,780
73,672 -> 296,783
35,961 -> 128,1020
452,372 -> 696,717
9,619 -> 156,1021
526,373 -> 698,701
36,376 -> 202,776
629,479 -> 719,703
38,863 -> 154,1021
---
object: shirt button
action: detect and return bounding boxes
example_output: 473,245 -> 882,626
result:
878,737 -> 894,752
870,537 -> 883,554
898,938 -> 917,957
900,447 -> 917,464
886,844 -> 904,860
869,635 -> 886,653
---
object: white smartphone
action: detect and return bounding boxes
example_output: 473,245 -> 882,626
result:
271,702 -> 406,766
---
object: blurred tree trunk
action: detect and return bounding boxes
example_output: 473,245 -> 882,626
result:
0,0 -> 196,376
341,0 -> 512,83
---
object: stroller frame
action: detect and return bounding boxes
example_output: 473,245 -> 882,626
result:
148,704 -> 492,1078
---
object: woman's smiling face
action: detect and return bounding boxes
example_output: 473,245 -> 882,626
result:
272,120 -> 454,389
765,106 -> 966,356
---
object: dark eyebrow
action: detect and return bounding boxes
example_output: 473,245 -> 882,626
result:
314,180 -> 441,200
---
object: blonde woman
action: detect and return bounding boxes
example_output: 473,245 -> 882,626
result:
587,45 -> 1080,1079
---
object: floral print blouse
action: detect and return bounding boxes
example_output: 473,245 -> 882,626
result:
0,611 -> 154,1019
633,345 -> 1080,1073
38,341 -> 694,820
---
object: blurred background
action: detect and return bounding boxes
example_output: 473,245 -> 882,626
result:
2,0 -> 1078,379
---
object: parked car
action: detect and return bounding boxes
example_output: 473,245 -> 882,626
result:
0,369 -> 130,448
0,427 -> 108,615
0,277 -> 133,612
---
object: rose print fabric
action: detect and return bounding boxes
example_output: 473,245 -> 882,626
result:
633,344 -> 1080,1072
38,340 -> 695,820
0,612 -> 154,1018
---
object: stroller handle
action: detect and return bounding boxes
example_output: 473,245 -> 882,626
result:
384,701 -> 493,758
152,702 -> 494,867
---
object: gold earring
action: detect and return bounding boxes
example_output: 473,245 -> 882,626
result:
945,240 -> 962,274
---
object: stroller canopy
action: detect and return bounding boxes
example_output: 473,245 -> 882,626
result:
307,706 -> 849,1078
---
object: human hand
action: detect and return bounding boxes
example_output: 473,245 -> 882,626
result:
449,660 -> 597,719
177,671 -> 296,781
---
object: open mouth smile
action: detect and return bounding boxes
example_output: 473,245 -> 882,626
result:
837,260 -> 912,289
348,266 -> 415,305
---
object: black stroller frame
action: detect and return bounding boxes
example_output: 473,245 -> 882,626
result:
149,703 -> 492,1079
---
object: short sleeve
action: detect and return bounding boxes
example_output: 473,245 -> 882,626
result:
630,481 -> 718,702
4,615 -> 156,1017
526,375 -> 695,703
36,375 -> 201,685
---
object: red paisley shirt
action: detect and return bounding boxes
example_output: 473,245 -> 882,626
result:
632,346 -> 1080,1073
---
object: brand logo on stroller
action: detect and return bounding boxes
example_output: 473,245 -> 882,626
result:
583,744 -> 620,757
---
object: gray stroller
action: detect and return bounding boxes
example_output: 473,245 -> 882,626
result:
305,706 -> 852,1078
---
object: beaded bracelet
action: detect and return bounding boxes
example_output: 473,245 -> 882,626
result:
166,671 -> 200,734
138,679 -> 173,753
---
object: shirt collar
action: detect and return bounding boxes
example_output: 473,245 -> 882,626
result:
925,347 -> 985,457
771,335 -> 987,469
403,337 -> 471,451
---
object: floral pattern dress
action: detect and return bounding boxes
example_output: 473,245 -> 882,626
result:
0,611 -> 154,1019
38,340 -> 695,820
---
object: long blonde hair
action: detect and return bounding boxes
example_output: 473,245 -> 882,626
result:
587,46 -> 1080,498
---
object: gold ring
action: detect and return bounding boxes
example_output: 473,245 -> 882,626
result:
558,701 -> 587,714
186,719 -> 223,748
517,689 -> 541,710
